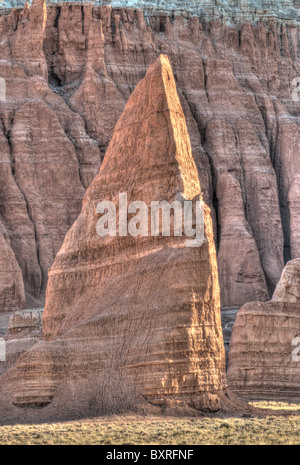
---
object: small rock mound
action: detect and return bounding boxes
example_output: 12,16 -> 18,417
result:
228,258 -> 300,401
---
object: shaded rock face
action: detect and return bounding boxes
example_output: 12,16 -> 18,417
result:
0,1 -> 299,313
0,56 -> 228,421
228,258 -> 300,400
217,173 -> 269,308
0,221 -> 25,313
0,0 -> 101,311
221,308 -> 239,364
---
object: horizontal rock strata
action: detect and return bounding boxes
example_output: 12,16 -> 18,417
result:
228,258 -> 300,400
1,1 -> 300,23
0,0 -> 299,314
0,55 -> 230,422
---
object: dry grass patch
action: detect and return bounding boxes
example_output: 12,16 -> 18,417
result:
250,401 -> 300,411
0,403 -> 299,446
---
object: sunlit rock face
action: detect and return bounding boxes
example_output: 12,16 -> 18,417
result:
0,0 -> 299,314
0,56 -> 229,422
228,258 -> 300,401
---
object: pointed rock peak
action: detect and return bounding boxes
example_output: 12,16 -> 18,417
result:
99,54 -> 201,202
0,56 -> 230,419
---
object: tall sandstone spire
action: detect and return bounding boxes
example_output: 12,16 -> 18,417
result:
0,56 -> 228,420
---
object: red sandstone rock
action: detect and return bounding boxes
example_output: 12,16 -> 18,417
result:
0,1 -> 299,313
0,2 -> 101,309
69,65 -> 125,159
10,0 -> 48,80
0,221 -> 25,313
228,258 -> 300,400
216,172 -> 269,308
272,259 -> 300,304
0,56 -> 228,421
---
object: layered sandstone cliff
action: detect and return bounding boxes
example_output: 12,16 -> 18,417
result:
0,0 -> 299,314
228,258 -> 300,400
0,56 -> 230,421
1,1 -> 300,23
0,0 -> 101,310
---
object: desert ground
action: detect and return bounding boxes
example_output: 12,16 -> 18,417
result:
0,402 -> 299,445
